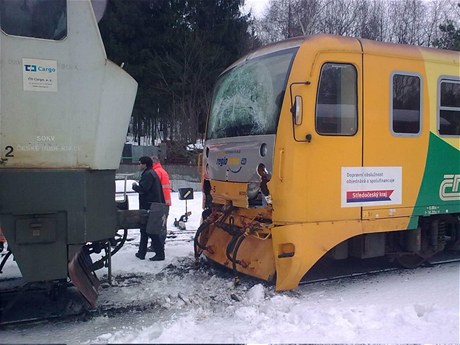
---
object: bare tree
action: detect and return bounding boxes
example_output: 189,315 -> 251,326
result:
319,0 -> 361,36
255,0 -> 460,48
388,0 -> 425,45
258,0 -> 293,42
354,0 -> 387,41
423,0 -> 446,46
294,0 -> 323,36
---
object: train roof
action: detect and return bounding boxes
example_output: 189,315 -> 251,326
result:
222,34 -> 459,75
359,36 -> 459,65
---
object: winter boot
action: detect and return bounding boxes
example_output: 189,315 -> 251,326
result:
149,252 -> 165,261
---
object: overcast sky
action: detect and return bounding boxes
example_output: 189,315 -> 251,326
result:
244,0 -> 269,18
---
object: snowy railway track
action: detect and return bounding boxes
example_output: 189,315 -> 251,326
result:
2,226 -> 459,328
0,260 -> 218,327
166,228 -> 196,242
0,274 -> 159,327
2,257 -> 459,328
0,228 -> 195,328
0,282 -> 87,327
300,253 -> 460,286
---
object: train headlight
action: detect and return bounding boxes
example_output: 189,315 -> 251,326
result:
260,143 -> 268,157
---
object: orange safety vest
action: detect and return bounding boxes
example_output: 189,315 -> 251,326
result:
153,162 -> 172,206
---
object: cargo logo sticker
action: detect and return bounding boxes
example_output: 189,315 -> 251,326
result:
23,58 -> 58,92
439,174 -> 460,201
341,167 -> 402,207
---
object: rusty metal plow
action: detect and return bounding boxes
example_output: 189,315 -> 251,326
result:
68,247 -> 100,308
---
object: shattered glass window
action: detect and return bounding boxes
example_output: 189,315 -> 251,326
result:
207,48 -> 298,139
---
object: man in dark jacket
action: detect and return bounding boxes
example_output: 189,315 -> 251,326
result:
132,156 -> 165,260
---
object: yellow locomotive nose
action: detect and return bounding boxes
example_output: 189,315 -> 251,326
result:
198,34 -> 460,291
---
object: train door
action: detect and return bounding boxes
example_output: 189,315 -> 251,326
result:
270,42 -> 364,290
294,50 -> 363,223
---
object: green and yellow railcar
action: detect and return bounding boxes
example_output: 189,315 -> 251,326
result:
196,34 -> 460,290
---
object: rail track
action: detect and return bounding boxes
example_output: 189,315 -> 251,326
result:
0,227 -> 196,327
166,228 -> 196,242
300,251 -> 460,286
0,280 -> 88,327
1,227 -> 459,328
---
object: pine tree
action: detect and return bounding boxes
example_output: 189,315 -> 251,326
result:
99,0 -> 257,149
435,17 -> 460,51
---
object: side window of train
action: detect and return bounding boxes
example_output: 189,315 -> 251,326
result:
0,0 -> 67,40
391,73 -> 422,136
316,63 -> 358,136
438,79 -> 460,136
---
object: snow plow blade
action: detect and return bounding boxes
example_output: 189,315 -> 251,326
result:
68,248 -> 100,308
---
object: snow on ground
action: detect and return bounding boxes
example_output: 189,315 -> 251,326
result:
1,188 -> 459,344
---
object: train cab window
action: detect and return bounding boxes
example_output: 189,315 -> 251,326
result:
316,63 -> 357,136
439,79 -> 460,136
0,0 -> 67,40
391,73 -> 421,135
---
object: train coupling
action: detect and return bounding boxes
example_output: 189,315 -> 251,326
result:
67,210 -> 149,308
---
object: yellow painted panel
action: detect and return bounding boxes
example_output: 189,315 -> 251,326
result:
209,180 -> 248,208
362,42 -> 429,210
362,217 -> 411,233
362,207 -> 415,220
271,36 -> 363,224
271,220 -> 362,290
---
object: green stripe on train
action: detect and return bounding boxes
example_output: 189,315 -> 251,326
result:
408,133 -> 460,229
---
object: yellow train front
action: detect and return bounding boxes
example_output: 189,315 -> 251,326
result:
195,34 -> 460,290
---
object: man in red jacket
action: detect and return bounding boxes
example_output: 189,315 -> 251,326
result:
148,155 -> 172,257
152,155 -> 172,206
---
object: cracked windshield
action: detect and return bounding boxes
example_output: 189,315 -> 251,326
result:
207,48 -> 298,139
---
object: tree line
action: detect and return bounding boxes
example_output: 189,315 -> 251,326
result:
98,0 -> 459,153
99,0 -> 257,153
256,0 -> 460,49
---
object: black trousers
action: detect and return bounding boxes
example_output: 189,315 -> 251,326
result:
149,208 -> 169,253
137,225 -> 149,258
138,227 -> 164,257
150,234 -> 164,255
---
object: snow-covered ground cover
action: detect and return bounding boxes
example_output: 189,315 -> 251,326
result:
1,188 -> 459,344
